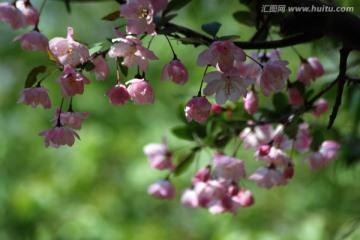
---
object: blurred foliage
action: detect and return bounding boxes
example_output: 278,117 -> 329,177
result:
0,0 -> 360,239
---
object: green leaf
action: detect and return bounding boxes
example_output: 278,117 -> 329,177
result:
201,22 -> 222,38
117,58 -> 128,77
272,92 -> 289,112
163,0 -> 192,16
84,62 -> 96,72
102,10 -> 120,21
233,11 -> 255,26
174,152 -> 196,176
25,65 -> 47,88
177,103 -> 188,124
172,126 -> 194,141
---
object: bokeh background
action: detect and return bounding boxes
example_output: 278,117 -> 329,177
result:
1,0 -> 360,239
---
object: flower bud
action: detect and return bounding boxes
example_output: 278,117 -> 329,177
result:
126,78 -> 155,105
184,97 -> 211,124
243,89 -> 258,114
162,59 -> 188,85
106,84 -> 130,106
147,180 -> 176,200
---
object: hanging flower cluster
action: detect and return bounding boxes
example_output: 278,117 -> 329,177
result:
2,0 -> 346,214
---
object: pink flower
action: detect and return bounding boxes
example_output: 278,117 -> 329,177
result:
287,85 -> 304,107
181,189 -> 199,208
13,30 -> 49,52
303,140 -> 340,170
161,59 -> 188,85
211,103 -> 223,114
52,109 -> 90,130
297,57 -> 325,86
293,123 -> 312,153
56,65 -> 90,98
39,127 -> 80,148
283,163 -> 295,179
184,97 -> 211,124
143,138 -> 173,170
258,60 -> 291,97
16,0 -> 39,26
17,87 -> 51,109
49,27 -> 90,67
105,84 -> 130,106
243,89 -> 258,114
232,189 -> 254,207
203,68 -> 255,105
312,98 -> 328,117
235,52 -> 262,79
120,0 -> 167,35
192,166 -> 211,185
212,154 -> 246,182
108,33 -> 158,72
0,2 -> 26,29
90,55 -> 109,81
147,179 -> 176,200
249,167 -> 288,189
255,147 -> 291,167
240,124 -> 274,149
126,78 -> 155,105
197,41 -> 246,72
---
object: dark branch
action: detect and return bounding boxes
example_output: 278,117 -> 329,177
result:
327,47 -> 352,129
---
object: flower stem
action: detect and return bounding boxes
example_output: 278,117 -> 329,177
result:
164,35 -> 178,60
197,65 -> 209,97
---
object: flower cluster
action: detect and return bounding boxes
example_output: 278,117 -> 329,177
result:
3,0 -> 345,215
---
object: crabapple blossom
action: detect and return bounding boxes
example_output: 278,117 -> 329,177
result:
120,0 -> 167,35
108,33 -> 158,72
184,96 -> 211,124
212,154 -> 246,182
16,0 -> 39,26
293,123 -> 312,153
303,141 -> 340,171
240,124 -> 274,149
297,57 -> 325,86
235,52 -> 262,79
197,41 -> 246,72
39,127 -> 80,148
283,163 -> 295,179
126,78 -> 155,105
287,85 -> 304,107
143,139 -> 173,170
249,166 -> 288,189
211,103 -> 223,114
255,147 -> 291,167
147,179 -> 175,200
52,109 -> 90,130
181,189 -> 199,208
312,98 -> 329,117
106,84 -> 130,106
203,68 -> 255,105
243,89 -> 258,114
17,87 -> 51,109
232,189 -> 254,207
161,59 -> 188,85
49,27 -> 90,67
0,2 -> 27,30
192,166 -> 211,185
56,65 -> 90,98
90,55 -> 109,81
258,60 -> 291,97
13,30 -> 49,52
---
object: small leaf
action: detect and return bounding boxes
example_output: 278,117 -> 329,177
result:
84,62 -> 96,72
272,92 -> 289,112
174,152 -> 196,176
172,126 -> 194,141
233,11 -> 255,26
102,10 -> 120,21
117,58 -> 128,77
163,0 -> 192,16
25,66 -> 47,88
201,22 -> 222,38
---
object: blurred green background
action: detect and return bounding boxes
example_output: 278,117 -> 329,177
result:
1,0 -> 360,239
